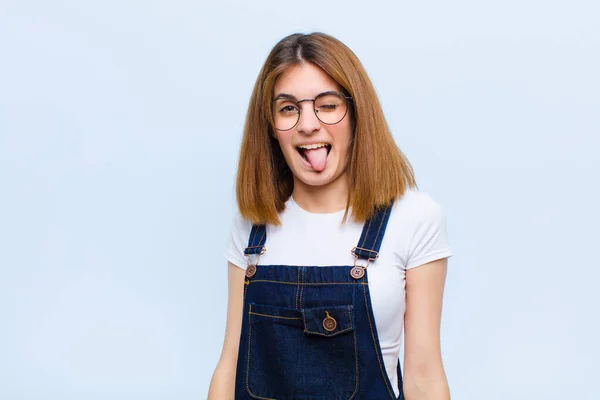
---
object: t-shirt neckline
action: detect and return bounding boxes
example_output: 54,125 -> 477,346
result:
288,196 -> 348,218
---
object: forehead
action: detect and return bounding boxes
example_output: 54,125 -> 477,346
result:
273,63 -> 342,98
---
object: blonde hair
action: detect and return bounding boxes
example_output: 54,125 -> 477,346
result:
236,32 -> 416,225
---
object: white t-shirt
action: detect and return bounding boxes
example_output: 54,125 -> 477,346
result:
224,188 -> 453,396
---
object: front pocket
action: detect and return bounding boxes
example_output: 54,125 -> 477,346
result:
246,303 -> 358,400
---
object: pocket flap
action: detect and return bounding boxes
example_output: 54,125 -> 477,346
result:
302,305 -> 354,337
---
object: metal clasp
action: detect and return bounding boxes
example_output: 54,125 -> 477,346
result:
244,246 -> 266,278
349,246 -> 378,280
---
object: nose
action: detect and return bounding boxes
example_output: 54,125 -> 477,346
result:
296,102 -> 321,134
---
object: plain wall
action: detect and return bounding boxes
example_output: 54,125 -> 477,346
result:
1,0 -> 599,398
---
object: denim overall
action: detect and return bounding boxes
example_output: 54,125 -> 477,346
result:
235,203 -> 403,399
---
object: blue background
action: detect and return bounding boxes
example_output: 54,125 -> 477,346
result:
1,0 -> 598,398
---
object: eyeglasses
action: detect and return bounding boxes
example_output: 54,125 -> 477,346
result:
272,91 -> 352,131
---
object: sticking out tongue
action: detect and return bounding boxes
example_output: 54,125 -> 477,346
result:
303,147 -> 328,172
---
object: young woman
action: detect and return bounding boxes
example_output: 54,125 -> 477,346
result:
208,33 -> 453,400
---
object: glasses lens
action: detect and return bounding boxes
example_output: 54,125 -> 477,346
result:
273,100 -> 299,131
315,93 -> 348,125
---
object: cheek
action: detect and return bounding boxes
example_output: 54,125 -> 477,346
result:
283,141 -> 295,154
275,135 -> 296,159
274,134 -> 289,147
332,124 -> 353,149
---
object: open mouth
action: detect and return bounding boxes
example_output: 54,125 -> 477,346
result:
296,143 -> 332,161
295,143 -> 332,172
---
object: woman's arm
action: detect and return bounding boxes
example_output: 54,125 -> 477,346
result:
403,258 -> 451,400
207,262 -> 246,400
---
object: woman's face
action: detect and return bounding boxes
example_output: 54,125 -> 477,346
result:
272,63 -> 353,190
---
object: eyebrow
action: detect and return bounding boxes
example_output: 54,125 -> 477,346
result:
273,90 -> 340,102
273,93 -> 298,101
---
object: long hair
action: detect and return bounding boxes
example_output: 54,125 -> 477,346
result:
236,32 -> 416,225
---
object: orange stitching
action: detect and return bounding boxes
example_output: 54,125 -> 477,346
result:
303,327 -> 353,336
351,213 -> 374,262
371,206 -> 390,255
249,312 -> 300,320
245,304 -> 276,400
352,246 -> 379,261
248,280 -> 368,286
349,304 -> 359,399
355,206 -> 388,261
299,266 -> 306,308
245,305 -> 252,395
295,267 -> 300,309
248,226 -> 258,250
360,214 -> 374,248
363,284 -> 396,399
245,226 -> 266,261
257,228 -> 266,248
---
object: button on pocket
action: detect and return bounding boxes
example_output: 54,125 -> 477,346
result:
323,311 -> 337,332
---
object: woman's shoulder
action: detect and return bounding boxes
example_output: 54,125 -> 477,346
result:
393,187 -> 445,216
388,187 -> 448,232
388,187 -> 453,268
228,205 -> 255,236
224,206 -> 256,269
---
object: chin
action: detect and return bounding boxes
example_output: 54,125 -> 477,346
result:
299,176 -> 335,187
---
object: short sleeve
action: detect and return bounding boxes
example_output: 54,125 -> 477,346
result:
223,209 -> 253,270
405,194 -> 453,270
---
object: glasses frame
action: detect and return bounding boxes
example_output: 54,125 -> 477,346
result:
272,90 -> 353,132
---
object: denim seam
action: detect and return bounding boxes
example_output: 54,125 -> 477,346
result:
349,304 -> 359,400
371,206 -> 389,254
359,216 -> 374,250
299,266 -> 306,309
249,226 -> 257,248
257,229 -> 266,250
245,225 -> 266,256
303,327 -> 353,337
246,305 -> 276,400
249,312 -> 301,320
248,280 -> 367,286
295,267 -> 300,309
362,284 -> 396,399
246,225 -> 258,255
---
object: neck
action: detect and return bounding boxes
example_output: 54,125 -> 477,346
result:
291,174 -> 349,214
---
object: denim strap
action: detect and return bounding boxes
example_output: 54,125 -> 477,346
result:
244,224 -> 267,255
244,202 -> 393,259
352,202 -> 394,261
